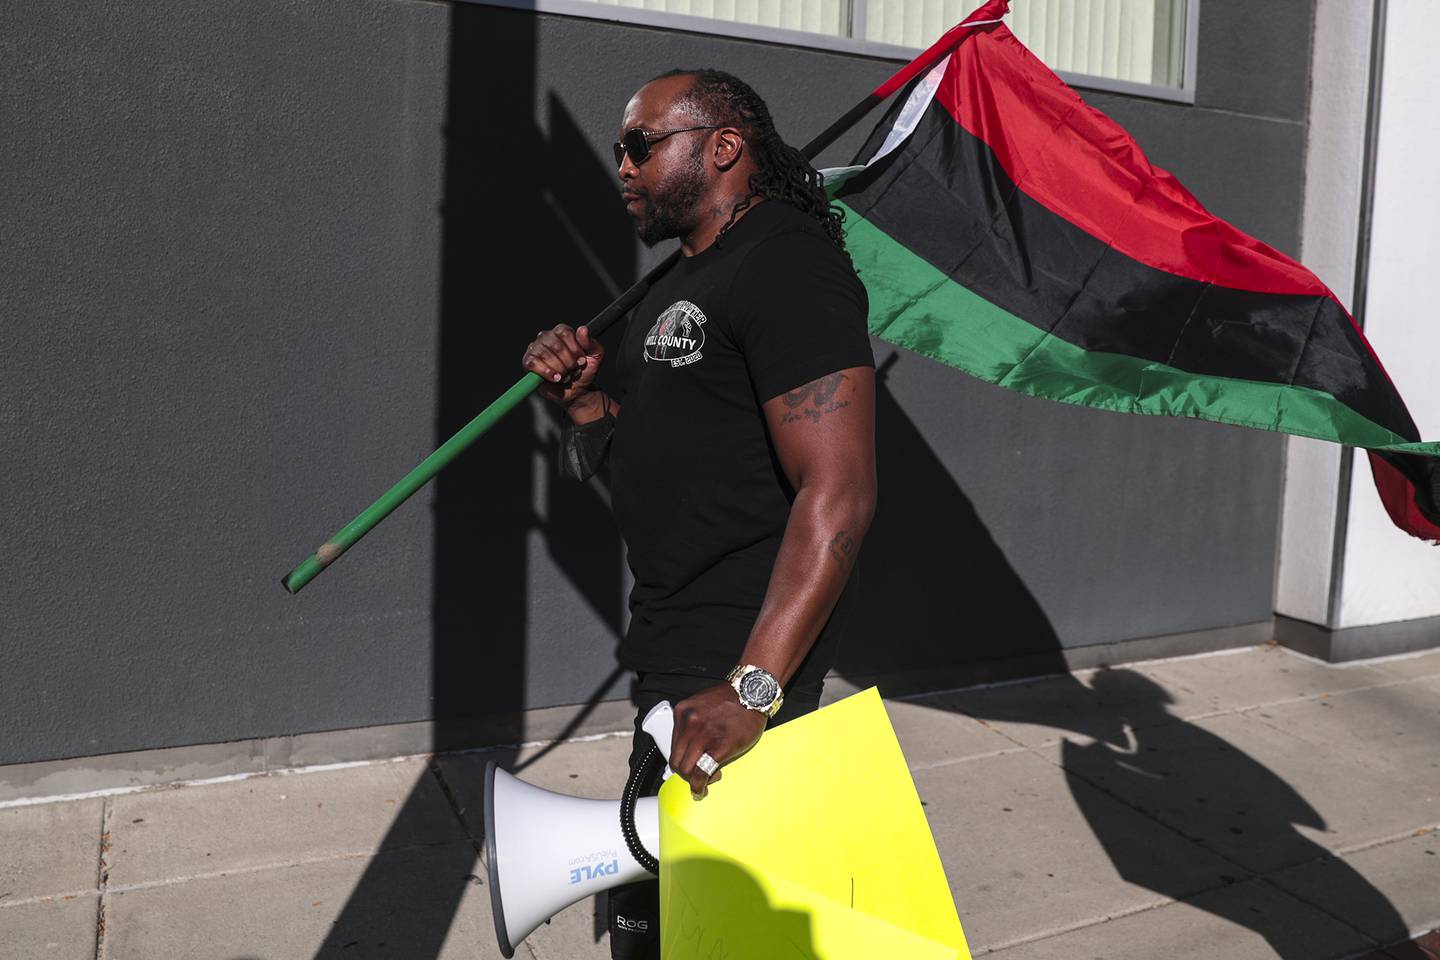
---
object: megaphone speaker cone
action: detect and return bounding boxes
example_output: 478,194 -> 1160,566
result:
482,760 -> 517,959
483,760 -> 660,956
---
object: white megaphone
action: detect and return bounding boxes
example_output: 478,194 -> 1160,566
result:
482,700 -> 676,958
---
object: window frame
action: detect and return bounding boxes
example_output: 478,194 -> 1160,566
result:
465,0 -> 1200,105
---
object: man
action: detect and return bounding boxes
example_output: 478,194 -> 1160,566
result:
521,68 -> 876,959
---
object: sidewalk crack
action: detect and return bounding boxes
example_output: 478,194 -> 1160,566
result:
94,796 -> 113,960
428,758 -> 479,850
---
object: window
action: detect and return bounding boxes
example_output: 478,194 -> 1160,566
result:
865,1 -> 1188,89
587,1 -> 849,38
501,0 -> 1196,101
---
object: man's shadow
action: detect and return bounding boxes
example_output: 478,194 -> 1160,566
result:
839,351 -> 1068,688
949,669 -> 1419,958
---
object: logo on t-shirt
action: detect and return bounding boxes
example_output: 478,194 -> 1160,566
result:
643,300 -> 707,367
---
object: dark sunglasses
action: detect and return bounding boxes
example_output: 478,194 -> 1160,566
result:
613,125 -> 720,168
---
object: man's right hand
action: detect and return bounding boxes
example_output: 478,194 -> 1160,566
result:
522,324 -> 607,420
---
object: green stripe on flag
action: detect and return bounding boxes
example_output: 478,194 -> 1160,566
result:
839,202 -> 1440,457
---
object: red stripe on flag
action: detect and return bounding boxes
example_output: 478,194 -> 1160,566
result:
1368,452 -> 1440,543
872,0 -> 1011,100
930,20 -> 1419,412
932,24 -> 1328,300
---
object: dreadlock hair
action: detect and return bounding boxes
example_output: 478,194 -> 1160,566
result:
654,68 -> 848,258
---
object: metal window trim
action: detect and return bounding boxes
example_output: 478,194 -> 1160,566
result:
1182,0 -> 1201,95
1326,0 -> 1388,630
849,0 -> 868,46
464,0 -> 1198,106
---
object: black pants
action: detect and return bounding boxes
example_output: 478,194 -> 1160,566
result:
607,671 -> 823,960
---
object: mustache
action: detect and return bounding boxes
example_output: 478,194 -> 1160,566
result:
620,185 -> 647,199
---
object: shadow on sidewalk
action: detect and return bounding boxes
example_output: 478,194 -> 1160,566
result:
1055,670 -> 1416,960
949,668 -> 1418,958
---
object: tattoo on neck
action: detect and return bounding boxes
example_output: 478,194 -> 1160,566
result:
828,529 -> 855,569
781,372 -> 850,424
713,192 -> 750,221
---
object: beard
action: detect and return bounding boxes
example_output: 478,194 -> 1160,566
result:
630,141 -> 707,247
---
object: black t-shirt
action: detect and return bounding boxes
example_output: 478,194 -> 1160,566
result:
608,199 -> 874,689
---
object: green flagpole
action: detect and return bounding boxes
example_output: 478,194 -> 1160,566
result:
280,14 -> 991,593
279,269 -> 665,594
281,370 -> 539,593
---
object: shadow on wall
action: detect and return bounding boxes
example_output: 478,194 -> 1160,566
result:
839,351 -> 1068,686
309,5 -> 633,956
430,27 -> 633,726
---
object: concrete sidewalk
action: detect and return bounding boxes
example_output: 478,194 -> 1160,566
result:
3,644 -> 1437,959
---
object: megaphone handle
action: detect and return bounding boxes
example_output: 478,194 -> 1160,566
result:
639,701 -> 675,781
618,700 -> 675,876
619,746 -> 662,876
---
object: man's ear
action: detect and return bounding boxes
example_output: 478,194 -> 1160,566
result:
712,127 -> 745,171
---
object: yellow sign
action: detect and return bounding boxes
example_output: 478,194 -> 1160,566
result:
658,687 -> 971,958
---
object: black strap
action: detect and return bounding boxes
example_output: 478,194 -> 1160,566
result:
618,743 -> 667,875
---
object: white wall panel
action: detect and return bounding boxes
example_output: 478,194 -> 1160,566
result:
1337,1 -> 1440,628
1276,0 -> 1373,627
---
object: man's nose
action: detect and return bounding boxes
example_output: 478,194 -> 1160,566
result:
618,151 -> 640,180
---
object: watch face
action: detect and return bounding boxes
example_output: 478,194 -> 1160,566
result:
739,670 -> 779,707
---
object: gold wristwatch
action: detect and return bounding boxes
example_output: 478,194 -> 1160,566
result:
725,664 -> 784,719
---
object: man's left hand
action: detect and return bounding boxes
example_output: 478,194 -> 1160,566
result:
669,683 -> 768,799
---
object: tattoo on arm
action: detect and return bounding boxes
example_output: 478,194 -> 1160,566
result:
828,529 -> 855,570
781,372 -> 850,424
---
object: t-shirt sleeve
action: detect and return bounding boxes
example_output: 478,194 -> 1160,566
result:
731,230 -> 874,403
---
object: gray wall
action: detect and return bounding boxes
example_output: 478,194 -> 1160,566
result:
1,0 -> 1312,765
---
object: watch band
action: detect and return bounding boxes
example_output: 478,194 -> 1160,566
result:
726,664 -> 784,719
